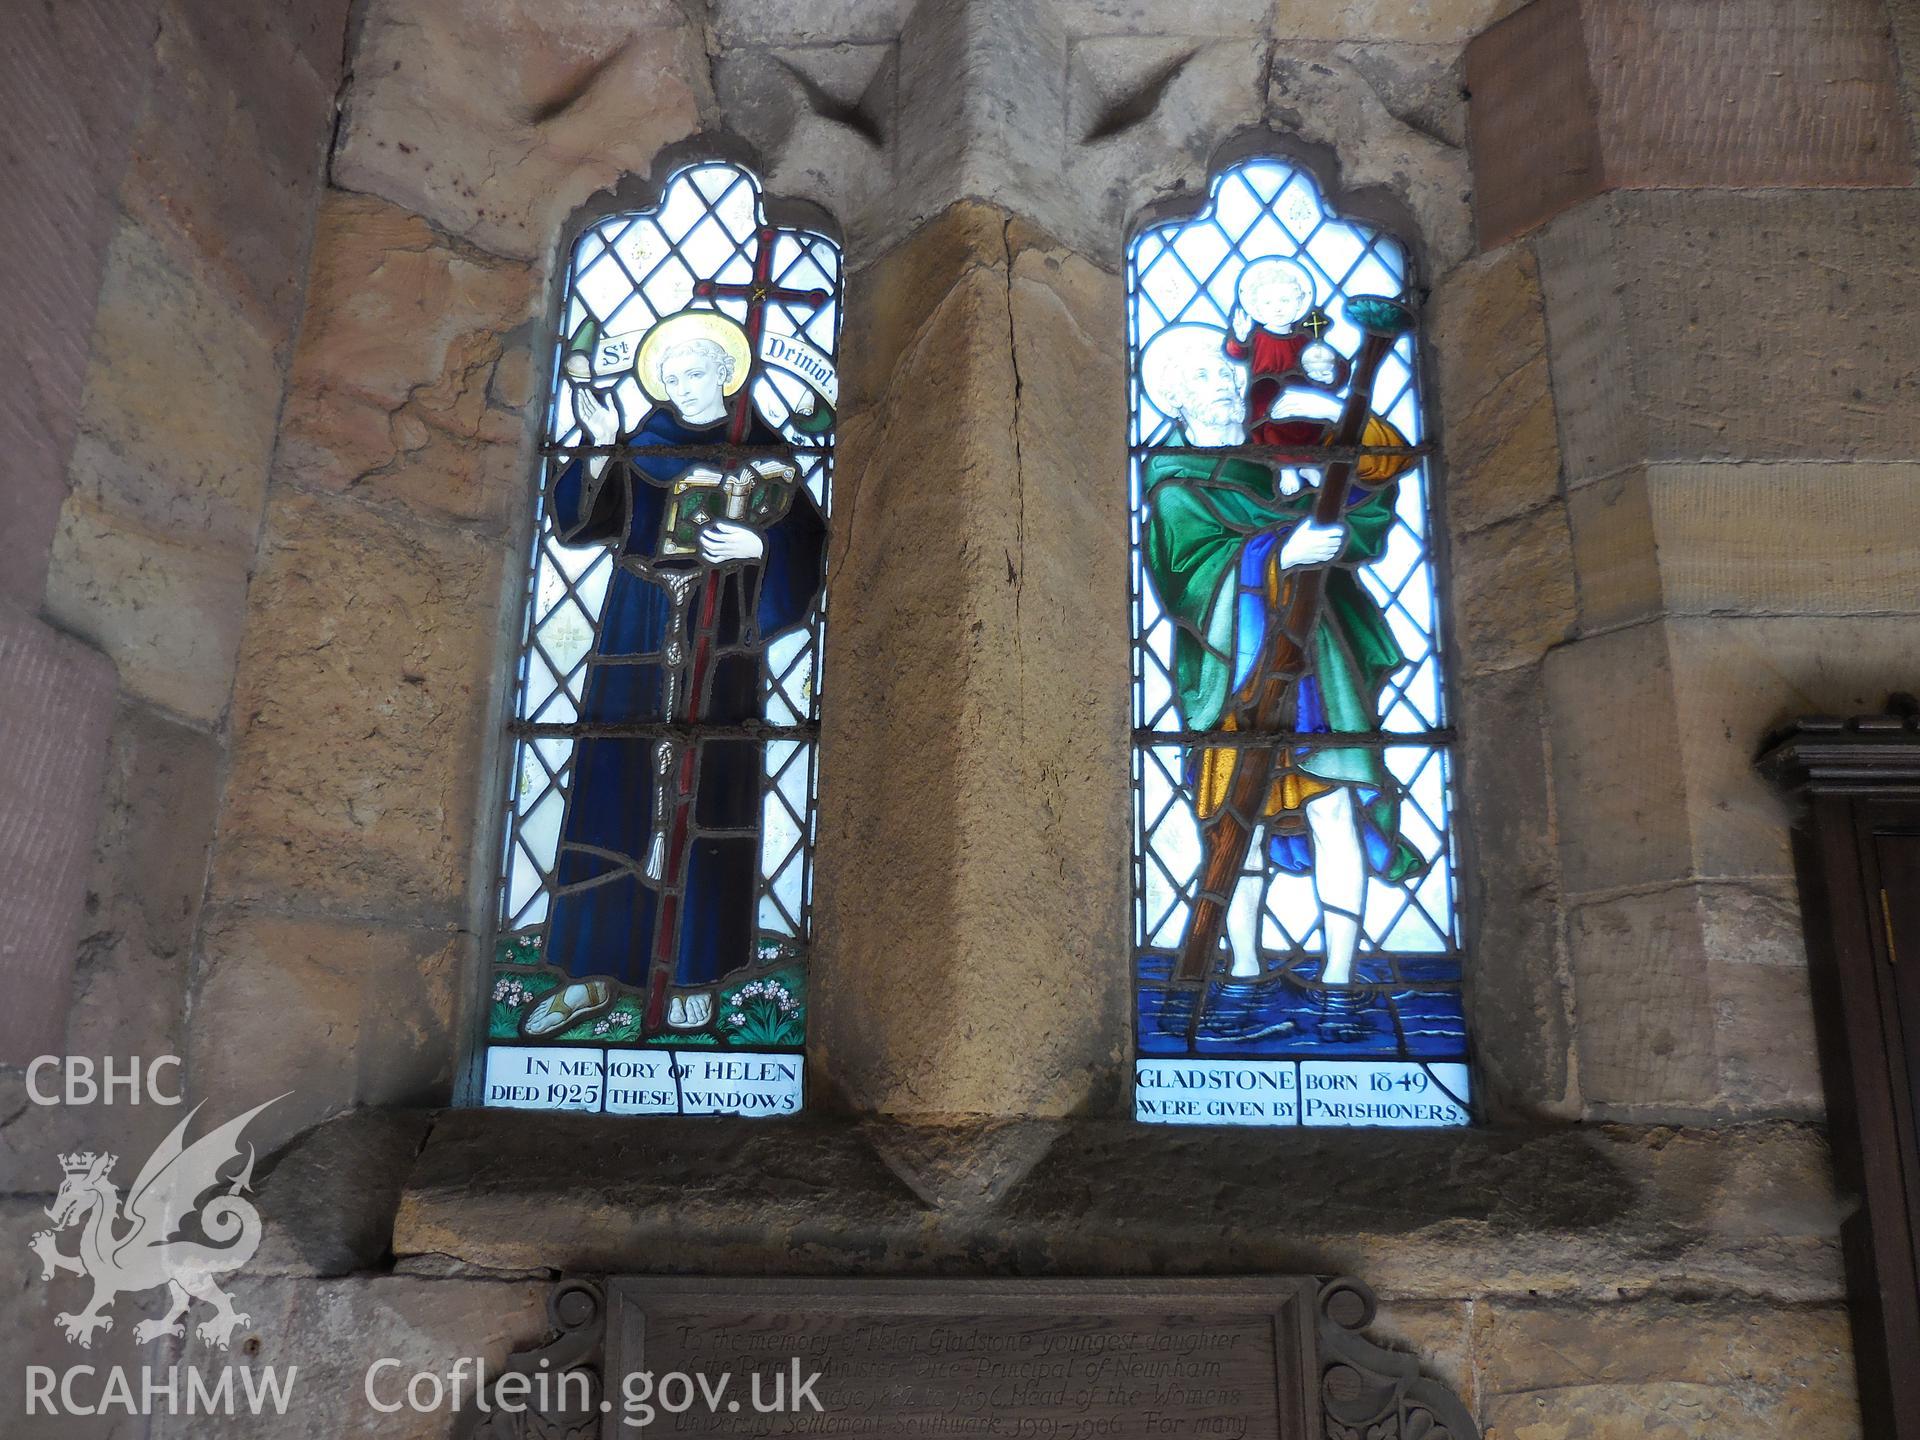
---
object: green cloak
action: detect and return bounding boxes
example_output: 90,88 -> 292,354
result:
1140,433 -> 1422,881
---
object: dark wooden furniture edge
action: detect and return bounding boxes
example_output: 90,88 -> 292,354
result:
1759,708 -> 1920,1440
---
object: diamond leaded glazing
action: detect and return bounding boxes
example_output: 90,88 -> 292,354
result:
1128,159 -> 1471,1127
481,162 -> 839,1116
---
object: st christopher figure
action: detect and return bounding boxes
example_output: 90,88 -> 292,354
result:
1138,265 -> 1425,1039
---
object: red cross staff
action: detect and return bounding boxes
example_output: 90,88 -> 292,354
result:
642,228 -> 831,1034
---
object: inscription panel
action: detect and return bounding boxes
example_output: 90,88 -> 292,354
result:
605,1281 -> 1316,1440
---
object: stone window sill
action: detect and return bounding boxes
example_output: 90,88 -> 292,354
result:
255,1107 -> 1846,1302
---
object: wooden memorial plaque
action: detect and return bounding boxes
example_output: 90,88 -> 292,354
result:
486,1277 -> 1478,1440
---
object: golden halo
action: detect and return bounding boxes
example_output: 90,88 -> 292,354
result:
635,311 -> 752,402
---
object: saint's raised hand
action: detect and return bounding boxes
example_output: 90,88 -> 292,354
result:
574,386 -> 621,446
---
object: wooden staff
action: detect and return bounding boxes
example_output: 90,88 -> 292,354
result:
641,236 -> 829,1034
1172,297 -> 1416,1003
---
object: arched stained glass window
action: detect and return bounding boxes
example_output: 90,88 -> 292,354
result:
480,162 -> 840,1116
1129,158 -> 1470,1128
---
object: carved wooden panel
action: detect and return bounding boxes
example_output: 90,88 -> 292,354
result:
463,1277 -> 1478,1440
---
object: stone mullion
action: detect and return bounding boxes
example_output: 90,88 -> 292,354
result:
811,203 -> 1126,1122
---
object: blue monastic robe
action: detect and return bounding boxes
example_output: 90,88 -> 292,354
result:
545,404 -> 824,992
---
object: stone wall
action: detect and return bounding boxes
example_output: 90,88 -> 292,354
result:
7,0 -> 1917,1435
0,0 -> 357,1424
1470,0 -> 1919,1126
0,0 -> 161,1069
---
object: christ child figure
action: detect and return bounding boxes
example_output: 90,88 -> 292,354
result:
1227,257 -> 1349,424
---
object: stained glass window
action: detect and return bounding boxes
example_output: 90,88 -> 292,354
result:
1128,158 -> 1470,1128
480,162 -> 839,1116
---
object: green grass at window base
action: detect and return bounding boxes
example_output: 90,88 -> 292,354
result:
714,962 -> 805,1046
488,938 -> 805,1048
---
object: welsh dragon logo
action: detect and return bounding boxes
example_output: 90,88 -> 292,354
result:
28,1097 -> 281,1349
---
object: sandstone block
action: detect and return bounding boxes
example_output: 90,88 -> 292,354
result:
1452,663 -> 1574,1118
157,1274 -> 549,1440
44,493 -> 252,727
815,217 -> 1010,1119
1475,1299 -> 1858,1438
0,607 -> 116,1066
1428,243 -> 1562,535
1542,623 -> 1690,894
1267,43 -> 1475,272
1897,0 -> 1920,155
189,908 -> 463,1152
709,0 -> 909,46
1272,0 -> 1524,44
0,698 -> 219,1169
1664,616 -> 1901,881
0,0 -> 155,610
1696,876 -> 1805,972
1565,464 -> 1662,630
1059,35 -> 1269,255
252,1108 -> 436,1276
1537,190 -> 1920,474
212,488 -> 501,919
1567,877 -> 1821,1118
1469,0 -> 1912,247
332,0 -> 705,261
1449,501 -> 1577,675
1549,616 -> 1906,901
893,0 -> 1079,259
1530,197 -> 1638,482
395,1110 -> 1844,1305
1566,885 -> 1718,1115
714,43 -> 901,258
244,0 -> 356,81
121,0 -> 342,349
0,1197 -> 163,1435
278,192 -> 538,523
1652,461 -> 1920,620
1048,0 -> 1275,39
1708,928 -> 1823,1118
64,218 -> 283,557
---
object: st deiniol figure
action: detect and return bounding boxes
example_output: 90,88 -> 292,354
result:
523,312 -> 831,1038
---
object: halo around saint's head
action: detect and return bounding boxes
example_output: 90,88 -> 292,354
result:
1236,256 -> 1318,328
636,311 -> 753,401
1140,323 -> 1238,419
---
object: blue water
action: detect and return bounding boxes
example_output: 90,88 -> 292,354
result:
1135,950 -> 1468,1061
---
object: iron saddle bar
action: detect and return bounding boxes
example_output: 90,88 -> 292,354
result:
1132,728 -> 1455,747
508,720 -> 821,741
539,442 -> 834,459
1130,442 -> 1433,461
